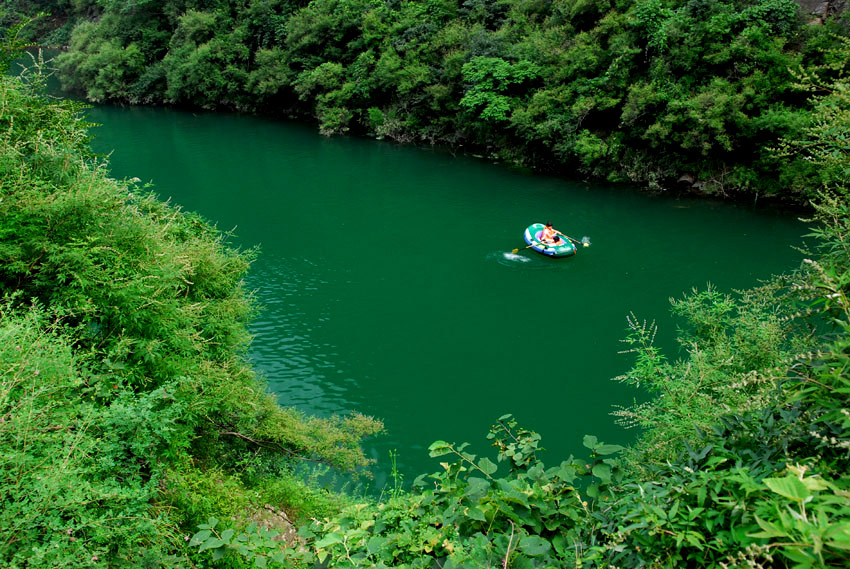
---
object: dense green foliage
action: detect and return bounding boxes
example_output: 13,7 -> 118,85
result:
5,0 -> 847,197
0,47 -> 381,566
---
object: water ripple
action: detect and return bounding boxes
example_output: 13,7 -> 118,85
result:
245,257 -> 356,416
490,250 -> 572,270
500,251 -> 531,263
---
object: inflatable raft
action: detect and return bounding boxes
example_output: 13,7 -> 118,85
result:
523,223 -> 577,257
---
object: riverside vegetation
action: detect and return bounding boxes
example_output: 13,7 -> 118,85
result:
1,0 -> 848,198
2,9 -> 850,569
0,30 -> 382,567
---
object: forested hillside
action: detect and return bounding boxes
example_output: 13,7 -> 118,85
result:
4,0 -> 848,198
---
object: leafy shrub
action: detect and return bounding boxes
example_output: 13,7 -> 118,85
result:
0,305 -> 183,567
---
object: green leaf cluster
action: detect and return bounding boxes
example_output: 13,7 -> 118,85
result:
287,416 -> 625,568
188,516 -> 298,567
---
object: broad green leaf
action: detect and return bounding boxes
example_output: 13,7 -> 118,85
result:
198,517 -> 218,530
465,507 -> 487,522
315,533 -> 344,548
650,505 -> 667,519
825,522 -> 850,550
800,476 -> 830,492
592,463 -> 611,483
254,554 -> 268,568
504,487 -> 531,507
552,534 -> 568,555
478,457 -> 497,475
465,477 -> 490,499
189,529 -> 211,547
199,537 -> 225,552
685,531 -> 705,549
687,506 -> 704,520
827,539 -> 850,551
428,441 -> 452,457
511,553 -> 535,569
764,475 -> 811,502
783,546 -> 816,564
582,435 -> 598,450
212,547 -> 226,561
220,528 -> 235,543
367,536 -> 388,554
554,463 -> 577,483
519,535 -> 551,556
697,485 -> 707,506
668,500 -> 679,520
706,456 -> 728,468
594,444 -> 625,455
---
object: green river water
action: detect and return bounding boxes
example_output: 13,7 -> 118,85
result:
84,104 -> 806,489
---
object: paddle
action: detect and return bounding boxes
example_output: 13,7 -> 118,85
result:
512,242 -> 546,254
556,231 -> 589,247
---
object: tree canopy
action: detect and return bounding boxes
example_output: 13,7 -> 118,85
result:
25,0 -> 848,199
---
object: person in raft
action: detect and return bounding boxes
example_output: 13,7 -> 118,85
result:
540,222 -> 563,245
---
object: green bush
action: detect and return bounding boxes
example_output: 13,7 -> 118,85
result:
0,305 -> 183,567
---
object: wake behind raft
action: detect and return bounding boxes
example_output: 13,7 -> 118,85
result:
521,222 -> 578,258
